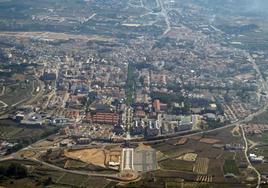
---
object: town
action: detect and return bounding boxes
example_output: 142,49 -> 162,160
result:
1,0 -> 268,187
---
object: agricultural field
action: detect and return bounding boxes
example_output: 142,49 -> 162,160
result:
193,157 -> 209,175
160,159 -> 194,172
116,169 -> 254,188
207,159 -> 225,178
55,173 -> 91,187
223,160 -> 239,175
148,127 -> 253,185
0,80 -> 35,107
253,163 -> 268,174
0,178 -> 43,188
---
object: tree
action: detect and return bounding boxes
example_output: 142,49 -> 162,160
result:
43,177 -> 52,186
5,163 -> 27,178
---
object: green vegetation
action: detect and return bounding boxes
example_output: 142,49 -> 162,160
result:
0,162 -> 28,179
87,92 -> 97,105
223,160 -> 239,175
150,92 -> 184,105
125,63 -> 136,105
206,119 -> 225,129
0,160 -> 110,188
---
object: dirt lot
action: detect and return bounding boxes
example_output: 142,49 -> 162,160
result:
0,31 -> 114,42
231,125 -> 241,136
16,150 -> 36,158
175,137 -> 188,145
177,153 -> 197,162
199,138 -> 220,144
64,148 -> 107,168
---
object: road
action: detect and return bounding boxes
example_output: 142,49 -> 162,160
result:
241,124 -> 261,188
25,77 -> 45,105
158,0 -> 171,35
0,155 -> 139,182
0,86 -> 5,96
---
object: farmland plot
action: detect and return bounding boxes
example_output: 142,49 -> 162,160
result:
193,157 -> 210,174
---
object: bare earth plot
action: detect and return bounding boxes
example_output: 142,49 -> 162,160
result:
177,153 -> 198,162
64,148 -> 107,168
0,31 -> 114,42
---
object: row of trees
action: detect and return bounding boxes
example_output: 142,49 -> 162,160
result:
125,63 -> 136,105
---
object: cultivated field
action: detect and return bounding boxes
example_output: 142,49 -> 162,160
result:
160,159 -> 194,172
223,160 -> 239,175
193,157 -> 210,175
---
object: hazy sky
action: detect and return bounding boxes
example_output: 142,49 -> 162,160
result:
248,0 -> 268,11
